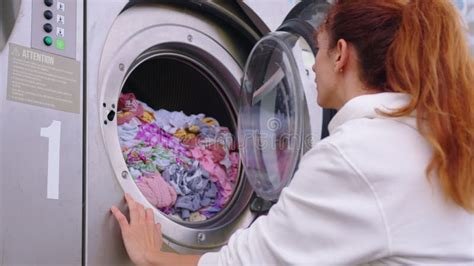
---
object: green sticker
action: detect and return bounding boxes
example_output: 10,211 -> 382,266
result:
55,39 -> 65,50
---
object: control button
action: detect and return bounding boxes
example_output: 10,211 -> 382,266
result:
55,39 -> 65,50
43,36 -> 53,46
57,14 -> 65,24
57,1 -> 65,11
44,0 -> 53,7
56,27 -> 64,37
43,23 -> 53,33
44,10 -> 53,20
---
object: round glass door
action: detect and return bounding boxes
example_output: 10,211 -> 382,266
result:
239,31 -> 306,201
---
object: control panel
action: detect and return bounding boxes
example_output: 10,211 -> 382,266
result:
32,0 -> 77,59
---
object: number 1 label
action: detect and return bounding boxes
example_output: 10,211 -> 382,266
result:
40,120 -> 61,200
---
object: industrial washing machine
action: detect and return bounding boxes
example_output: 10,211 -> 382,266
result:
86,0 -> 331,264
2,0 -> 472,265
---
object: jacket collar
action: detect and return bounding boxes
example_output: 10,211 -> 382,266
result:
328,92 -> 415,135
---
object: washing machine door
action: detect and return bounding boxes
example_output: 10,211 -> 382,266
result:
238,0 -> 331,201
239,31 -> 307,201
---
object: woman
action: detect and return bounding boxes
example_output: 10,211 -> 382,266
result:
111,0 -> 474,265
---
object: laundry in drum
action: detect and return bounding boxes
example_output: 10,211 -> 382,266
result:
116,92 -> 239,222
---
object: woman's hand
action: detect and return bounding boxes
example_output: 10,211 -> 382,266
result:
111,193 -> 163,266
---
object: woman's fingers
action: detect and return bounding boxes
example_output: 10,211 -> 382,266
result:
111,195 -> 166,265
155,223 -> 162,232
111,206 -> 129,232
154,223 -> 163,246
125,193 -> 144,224
124,193 -> 139,224
137,202 -> 146,224
145,208 -> 154,224
125,193 -> 146,224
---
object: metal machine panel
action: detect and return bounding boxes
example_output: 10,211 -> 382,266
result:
32,0 -> 77,58
0,0 -> 83,264
238,0 -> 300,33
85,2 -> 134,265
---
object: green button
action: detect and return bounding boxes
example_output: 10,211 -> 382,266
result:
55,38 -> 65,50
43,36 -> 53,46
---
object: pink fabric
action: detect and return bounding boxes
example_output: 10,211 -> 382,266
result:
227,152 -> 239,183
192,146 -> 233,204
117,93 -> 144,125
118,93 -> 142,112
191,146 -> 204,159
208,144 -> 226,163
136,172 -> 177,208
191,144 -> 226,163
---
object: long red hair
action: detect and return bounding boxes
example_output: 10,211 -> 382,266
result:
323,0 -> 474,211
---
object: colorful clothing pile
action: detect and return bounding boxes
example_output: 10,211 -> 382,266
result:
117,93 -> 239,221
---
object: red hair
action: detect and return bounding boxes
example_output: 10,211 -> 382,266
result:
323,0 -> 474,211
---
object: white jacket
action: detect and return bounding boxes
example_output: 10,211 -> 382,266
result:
199,93 -> 474,265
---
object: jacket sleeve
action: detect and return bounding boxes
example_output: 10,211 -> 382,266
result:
198,142 -> 390,265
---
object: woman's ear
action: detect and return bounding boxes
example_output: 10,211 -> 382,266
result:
334,39 -> 349,73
